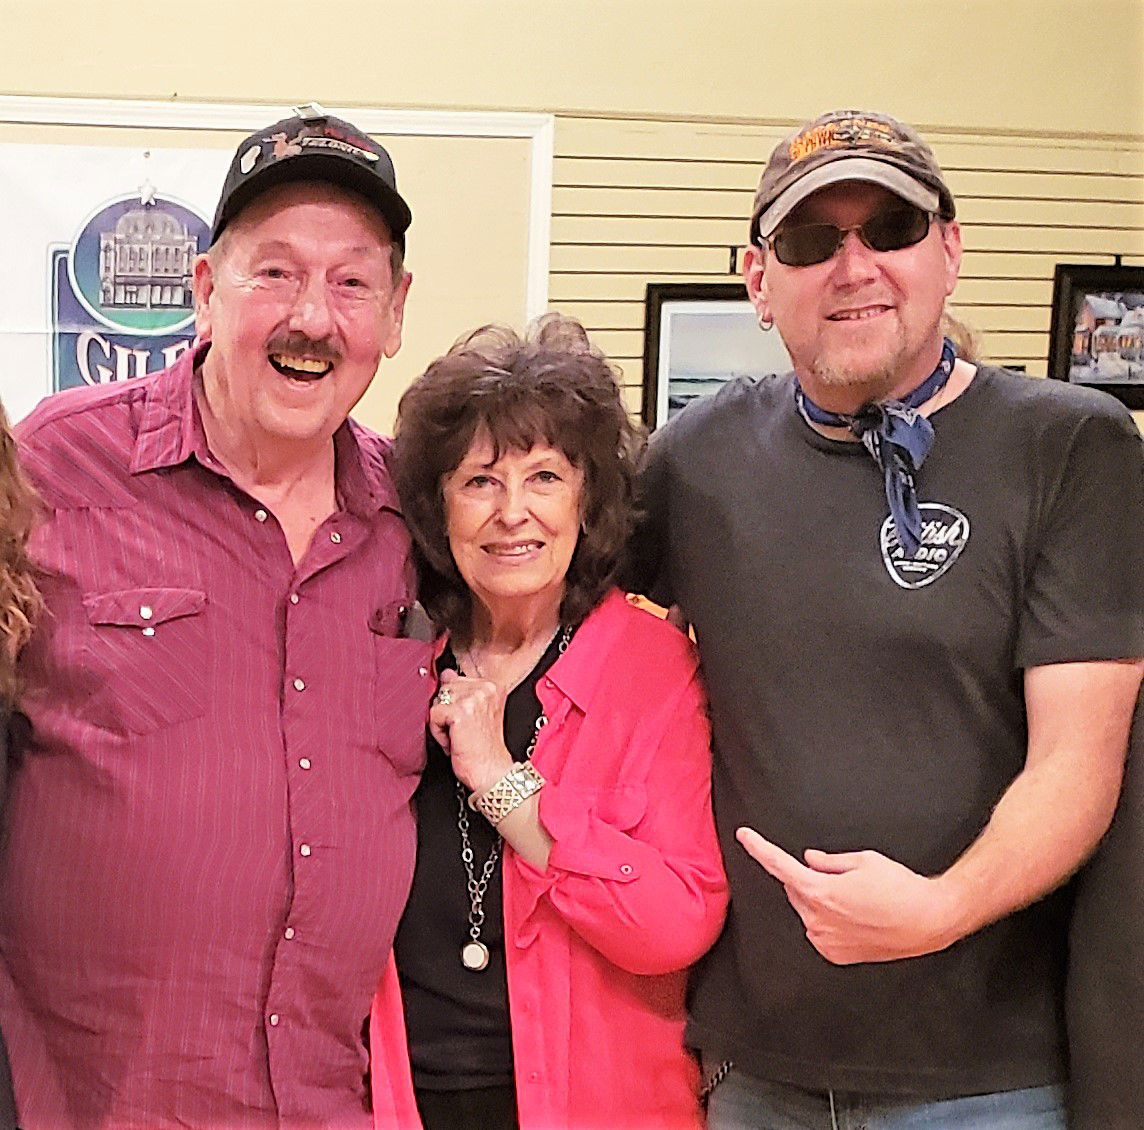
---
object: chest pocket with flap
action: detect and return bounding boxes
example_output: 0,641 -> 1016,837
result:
82,587 -> 208,735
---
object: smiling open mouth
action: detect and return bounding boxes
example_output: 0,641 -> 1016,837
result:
268,353 -> 334,381
827,305 -> 892,321
484,541 -> 544,557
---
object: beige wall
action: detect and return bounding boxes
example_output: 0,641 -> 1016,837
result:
4,0 -> 1142,425
5,1 -> 1142,135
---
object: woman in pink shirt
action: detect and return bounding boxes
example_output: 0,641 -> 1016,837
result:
373,315 -> 727,1130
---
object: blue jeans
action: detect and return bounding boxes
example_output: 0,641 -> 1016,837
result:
706,1067 -> 1066,1130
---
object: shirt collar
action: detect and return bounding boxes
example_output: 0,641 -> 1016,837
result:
130,341 -> 401,516
541,588 -> 631,714
130,340 -> 207,474
336,419 -> 402,518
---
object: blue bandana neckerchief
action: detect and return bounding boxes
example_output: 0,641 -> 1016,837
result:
794,337 -> 956,556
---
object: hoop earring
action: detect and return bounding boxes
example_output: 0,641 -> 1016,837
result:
757,313 -> 774,332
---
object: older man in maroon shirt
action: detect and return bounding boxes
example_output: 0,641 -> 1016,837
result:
0,107 -> 435,1127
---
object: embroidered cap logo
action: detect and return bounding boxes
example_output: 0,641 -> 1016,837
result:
788,116 -> 902,165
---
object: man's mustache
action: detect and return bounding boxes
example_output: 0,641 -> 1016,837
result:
266,334 -> 342,365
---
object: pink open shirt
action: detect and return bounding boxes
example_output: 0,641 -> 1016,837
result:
370,590 -> 728,1129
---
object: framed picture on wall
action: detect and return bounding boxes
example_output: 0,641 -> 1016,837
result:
641,282 -> 791,429
1048,263 -> 1144,410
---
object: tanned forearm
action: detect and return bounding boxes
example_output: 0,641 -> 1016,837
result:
935,659 -> 1141,945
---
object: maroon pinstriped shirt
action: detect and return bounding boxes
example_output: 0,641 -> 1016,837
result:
0,346 -> 433,1128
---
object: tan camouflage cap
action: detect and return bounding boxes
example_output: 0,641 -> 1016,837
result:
750,110 -> 956,244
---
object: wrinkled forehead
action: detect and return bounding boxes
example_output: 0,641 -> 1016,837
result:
219,180 -> 396,256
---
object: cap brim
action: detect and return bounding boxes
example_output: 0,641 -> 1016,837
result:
755,158 -> 940,240
211,152 -> 412,248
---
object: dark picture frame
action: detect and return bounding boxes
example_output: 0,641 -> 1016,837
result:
1048,264 -> 1144,409
641,282 -> 792,429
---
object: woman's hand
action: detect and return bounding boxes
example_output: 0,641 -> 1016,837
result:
429,669 -> 515,795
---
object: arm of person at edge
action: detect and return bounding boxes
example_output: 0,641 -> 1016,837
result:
0,717 -> 70,1126
739,657 -> 1144,965
0,717 -> 17,1130
430,662 -> 728,976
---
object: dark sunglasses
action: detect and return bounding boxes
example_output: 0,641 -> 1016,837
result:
764,205 -> 934,267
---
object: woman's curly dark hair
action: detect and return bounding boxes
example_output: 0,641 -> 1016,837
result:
0,401 -> 41,703
393,314 -> 644,643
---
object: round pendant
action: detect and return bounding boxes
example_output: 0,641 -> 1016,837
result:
461,940 -> 490,971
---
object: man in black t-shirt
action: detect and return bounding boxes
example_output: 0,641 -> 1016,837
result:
631,109 -> 1144,1128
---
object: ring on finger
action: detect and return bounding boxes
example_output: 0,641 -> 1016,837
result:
435,687 -> 454,707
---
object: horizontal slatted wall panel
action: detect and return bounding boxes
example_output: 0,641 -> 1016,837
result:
550,116 -> 1144,415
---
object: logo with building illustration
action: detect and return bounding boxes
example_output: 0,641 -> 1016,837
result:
52,193 -> 210,390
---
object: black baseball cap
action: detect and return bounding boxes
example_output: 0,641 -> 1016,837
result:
210,104 -> 412,250
750,110 -> 956,245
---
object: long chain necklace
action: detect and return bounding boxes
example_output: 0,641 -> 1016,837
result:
455,623 -> 572,972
